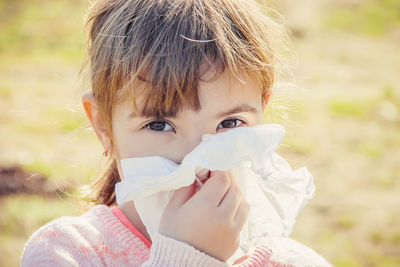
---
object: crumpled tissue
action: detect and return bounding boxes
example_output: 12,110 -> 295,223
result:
114,124 -> 315,263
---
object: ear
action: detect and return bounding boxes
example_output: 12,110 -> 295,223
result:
82,92 -> 111,152
262,91 -> 272,111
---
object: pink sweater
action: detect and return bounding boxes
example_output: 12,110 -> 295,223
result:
21,205 -> 330,266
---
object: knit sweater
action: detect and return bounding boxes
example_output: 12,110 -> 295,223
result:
21,205 -> 331,266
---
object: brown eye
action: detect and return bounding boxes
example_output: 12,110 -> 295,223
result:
218,119 -> 243,129
146,121 -> 174,132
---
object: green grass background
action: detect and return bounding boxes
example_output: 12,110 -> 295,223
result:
1,0 -> 399,266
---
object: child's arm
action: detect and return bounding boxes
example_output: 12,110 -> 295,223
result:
141,232 -> 229,267
233,236 -> 332,267
140,233 -> 331,267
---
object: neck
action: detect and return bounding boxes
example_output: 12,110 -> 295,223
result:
118,201 -> 151,242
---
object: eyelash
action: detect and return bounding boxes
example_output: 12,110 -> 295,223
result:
145,118 -> 245,133
217,118 -> 244,129
145,120 -> 175,133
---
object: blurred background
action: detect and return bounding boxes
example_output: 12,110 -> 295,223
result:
0,0 -> 399,266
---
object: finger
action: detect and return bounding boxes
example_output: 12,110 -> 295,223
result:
196,168 -> 211,184
193,170 -> 231,206
219,172 -> 242,218
233,199 -> 250,231
167,182 -> 196,208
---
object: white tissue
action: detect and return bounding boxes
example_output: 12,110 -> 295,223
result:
114,124 -> 315,262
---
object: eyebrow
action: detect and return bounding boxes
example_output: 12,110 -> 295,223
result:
128,103 -> 258,119
216,104 -> 258,118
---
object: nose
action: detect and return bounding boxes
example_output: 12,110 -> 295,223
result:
174,129 -> 212,164
174,135 -> 203,164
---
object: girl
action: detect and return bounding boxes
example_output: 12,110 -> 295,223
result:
21,0 -> 330,266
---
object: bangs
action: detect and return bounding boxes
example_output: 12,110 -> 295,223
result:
88,0 -> 279,119
117,46 -> 224,118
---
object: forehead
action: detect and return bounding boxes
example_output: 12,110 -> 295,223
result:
198,69 -> 262,102
116,67 -> 263,118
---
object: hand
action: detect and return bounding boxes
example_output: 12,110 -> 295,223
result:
159,170 -> 249,262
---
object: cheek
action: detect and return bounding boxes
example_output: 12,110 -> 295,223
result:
113,128 -> 175,160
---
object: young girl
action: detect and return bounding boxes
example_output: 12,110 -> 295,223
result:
21,0 -> 330,266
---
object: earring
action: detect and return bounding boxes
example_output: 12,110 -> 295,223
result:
103,150 -> 108,157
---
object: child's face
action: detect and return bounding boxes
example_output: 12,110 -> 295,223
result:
111,70 -> 263,179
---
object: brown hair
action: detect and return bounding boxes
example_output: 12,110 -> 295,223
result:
81,0 -> 286,208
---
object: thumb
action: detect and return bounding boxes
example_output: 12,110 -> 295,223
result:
167,182 -> 196,208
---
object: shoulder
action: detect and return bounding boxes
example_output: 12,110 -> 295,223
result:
22,205 -> 110,245
21,205 -> 149,266
20,205 -> 108,266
